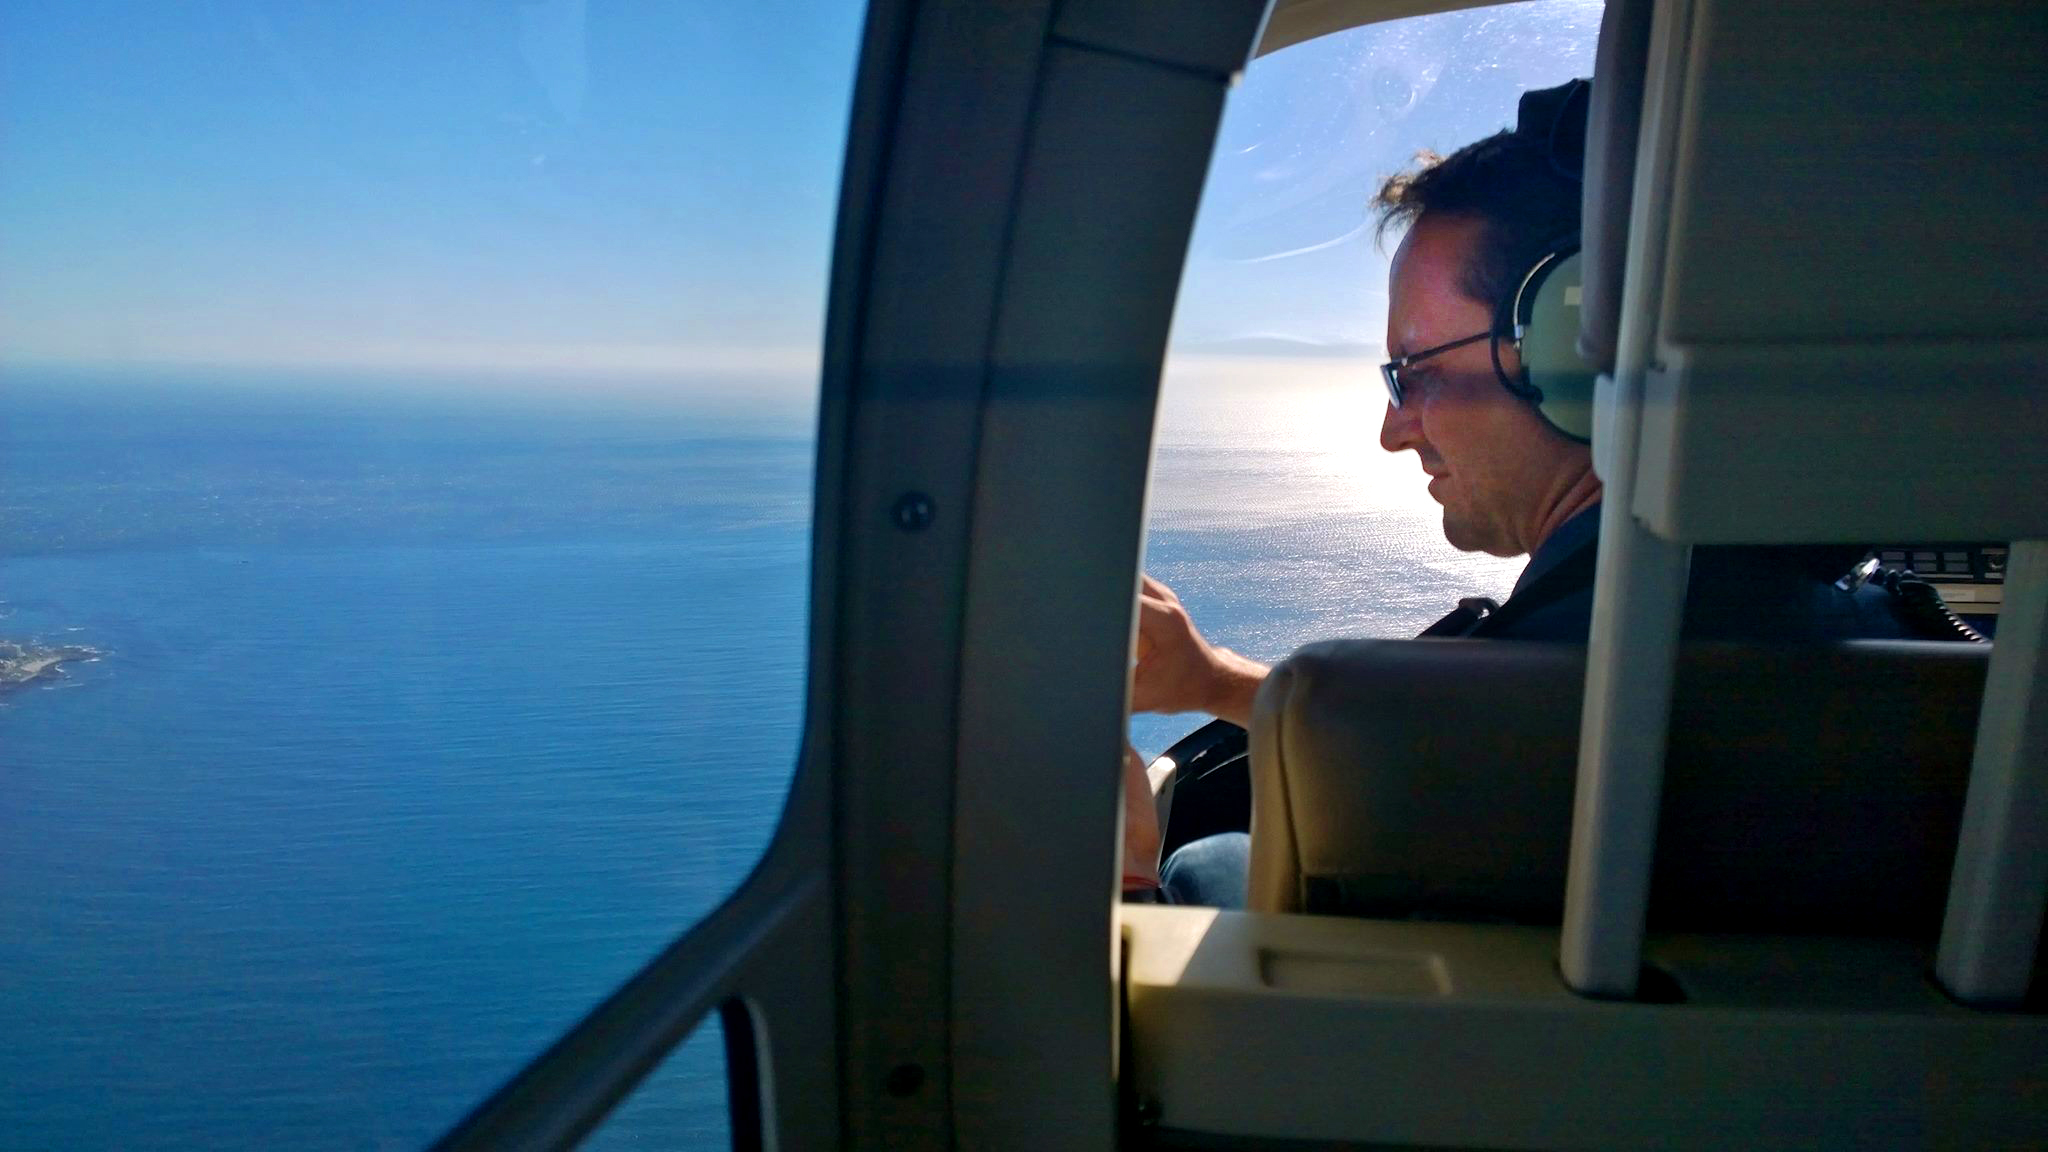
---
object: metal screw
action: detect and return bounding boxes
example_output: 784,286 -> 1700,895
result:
884,1062 -> 925,1098
891,492 -> 935,532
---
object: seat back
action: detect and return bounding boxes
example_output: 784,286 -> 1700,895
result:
1560,0 -> 2048,1003
1250,638 -> 1991,938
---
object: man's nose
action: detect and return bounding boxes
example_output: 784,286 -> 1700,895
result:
1380,398 -> 1420,454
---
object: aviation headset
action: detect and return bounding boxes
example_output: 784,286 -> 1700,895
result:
1488,78 -> 1597,443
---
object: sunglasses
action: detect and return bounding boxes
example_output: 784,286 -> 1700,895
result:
1379,329 -> 1492,409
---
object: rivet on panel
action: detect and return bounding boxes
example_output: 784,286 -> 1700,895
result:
891,492 -> 935,532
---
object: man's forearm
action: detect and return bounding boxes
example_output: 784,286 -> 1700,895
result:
1204,649 -> 1270,729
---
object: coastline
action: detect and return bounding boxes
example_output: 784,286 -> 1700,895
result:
0,641 -> 101,693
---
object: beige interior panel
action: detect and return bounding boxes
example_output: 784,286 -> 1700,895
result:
1632,0 -> 2048,544
1634,341 -> 2048,543
1121,906 -> 2048,1150
952,19 -> 1268,1144
1257,0 -> 1519,56
1658,0 -> 2046,345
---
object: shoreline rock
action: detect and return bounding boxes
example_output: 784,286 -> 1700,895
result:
0,640 -> 101,693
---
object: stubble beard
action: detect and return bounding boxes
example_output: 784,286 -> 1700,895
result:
1439,501 -> 1521,559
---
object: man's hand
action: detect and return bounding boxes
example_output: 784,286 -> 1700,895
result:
1132,574 -> 1268,728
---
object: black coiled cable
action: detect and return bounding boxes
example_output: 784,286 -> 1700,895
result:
1874,568 -> 1989,644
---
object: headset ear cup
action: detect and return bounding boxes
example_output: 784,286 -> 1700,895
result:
1515,250 -> 1597,443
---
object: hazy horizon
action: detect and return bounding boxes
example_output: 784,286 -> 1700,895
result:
3,1 -> 1599,379
0,3 -> 1589,1143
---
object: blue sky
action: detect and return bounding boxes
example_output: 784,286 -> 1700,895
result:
1172,0 -> 1601,354
1,1 -> 864,376
1,0 -> 1598,380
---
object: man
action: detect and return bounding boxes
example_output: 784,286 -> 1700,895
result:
1133,134 -> 1604,730
1119,81 -> 1909,906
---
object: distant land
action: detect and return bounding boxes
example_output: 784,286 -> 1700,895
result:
1172,337 -> 1380,360
0,640 -> 99,693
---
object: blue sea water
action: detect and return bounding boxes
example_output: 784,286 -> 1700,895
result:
0,367 -> 1517,1149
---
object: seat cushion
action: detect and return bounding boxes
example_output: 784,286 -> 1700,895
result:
1249,638 -> 1988,938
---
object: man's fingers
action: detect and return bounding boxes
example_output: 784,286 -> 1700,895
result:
1135,593 -> 1181,638
1132,573 -> 1211,717
1140,573 -> 1179,604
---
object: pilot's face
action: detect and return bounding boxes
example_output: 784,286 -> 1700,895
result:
1379,212 -> 1588,557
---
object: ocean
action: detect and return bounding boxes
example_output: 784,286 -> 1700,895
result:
0,365 -> 1516,1149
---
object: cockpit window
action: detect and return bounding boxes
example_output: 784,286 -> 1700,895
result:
0,3 -> 862,1147
1135,0 -> 1603,758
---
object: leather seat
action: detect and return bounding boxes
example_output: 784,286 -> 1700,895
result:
1249,638 -> 1990,939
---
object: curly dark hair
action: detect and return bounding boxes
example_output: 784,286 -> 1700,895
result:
1373,129 -> 1582,311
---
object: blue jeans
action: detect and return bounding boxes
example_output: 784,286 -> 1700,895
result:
1159,832 -> 1249,909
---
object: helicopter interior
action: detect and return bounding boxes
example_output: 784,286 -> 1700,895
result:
431,0 -> 2048,1149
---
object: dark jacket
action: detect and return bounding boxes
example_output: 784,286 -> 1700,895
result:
1430,504 -> 1913,643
